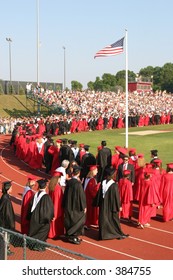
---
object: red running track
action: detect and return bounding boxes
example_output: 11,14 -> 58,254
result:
0,134 -> 173,260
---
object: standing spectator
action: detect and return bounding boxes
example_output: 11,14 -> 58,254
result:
62,166 -> 86,244
0,181 -> 15,255
93,167 -> 129,240
116,154 -> 135,185
160,163 -> 173,222
27,179 -> 54,251
21,175 -> 37,235
48,172 -> 64,239
97,140 -> 112,182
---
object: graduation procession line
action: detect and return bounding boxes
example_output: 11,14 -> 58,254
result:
0,134 -> 173,260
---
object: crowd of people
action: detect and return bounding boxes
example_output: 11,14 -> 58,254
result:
0,89 -> 173,254
1,90 -> 173,137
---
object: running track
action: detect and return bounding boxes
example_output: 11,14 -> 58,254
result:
0,134 -> 173,260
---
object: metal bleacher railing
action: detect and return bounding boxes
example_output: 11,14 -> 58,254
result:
0,227 -> 95,260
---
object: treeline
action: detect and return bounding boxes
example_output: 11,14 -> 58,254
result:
71,63 -> 173,92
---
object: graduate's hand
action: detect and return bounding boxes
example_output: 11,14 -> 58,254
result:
84,208 -> 87,213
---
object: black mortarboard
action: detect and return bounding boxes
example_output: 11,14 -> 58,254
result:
72,165 -> 82,175
84,145 -> 90,150
2,181 -> 12,193
37,179 -> 48,189
105,167 -> 116,176
150,149 -> 158,154
101,140 -> 106,146
71,140 -> 77,145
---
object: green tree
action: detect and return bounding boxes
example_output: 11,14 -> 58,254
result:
71,80 -> 83,91
160,63 -> 173,92
87,81 -> 94,90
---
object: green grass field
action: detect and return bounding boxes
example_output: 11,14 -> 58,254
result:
0,95 -> 173,168
56,125 -> 173,169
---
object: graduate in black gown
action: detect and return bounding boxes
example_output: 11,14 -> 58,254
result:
0,181 -> 15,255
62,166 -> 86,244
93,167 -> 129,240
27,179 -> 54,250
96,140 -> 112,182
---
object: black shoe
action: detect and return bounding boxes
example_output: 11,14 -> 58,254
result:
68,237 -> 81,245
117,236 -> 126,240
122,234 -> 129,238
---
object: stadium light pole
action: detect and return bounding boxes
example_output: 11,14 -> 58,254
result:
6,37 -> 12,92
63,46 -> 66,90
37,0 -> 40,87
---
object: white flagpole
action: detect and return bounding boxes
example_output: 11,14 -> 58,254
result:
125,29 -> 128,148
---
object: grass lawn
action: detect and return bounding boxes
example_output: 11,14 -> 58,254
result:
53,124 -> 173,169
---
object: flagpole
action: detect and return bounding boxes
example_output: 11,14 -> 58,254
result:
125,29 -> 128,148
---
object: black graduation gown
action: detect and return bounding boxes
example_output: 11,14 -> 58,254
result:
93,180 -> 124,240
27,193 -> 54,241
0,194 -> 15,230
62,178 -> 86,237
97,147 -> 112,182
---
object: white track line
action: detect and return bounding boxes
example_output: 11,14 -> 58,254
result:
83,239 -> 142,260
129,236 -> 173,250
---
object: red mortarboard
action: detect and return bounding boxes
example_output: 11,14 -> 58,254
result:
144,168 -> 153,175
115,145 -> 121,150
167,163 -> 173,169
89,165 -> 98,171
56,139 -> 62,143
118,147 -> 128,155
123,170 -> 131,176
153,159 -> 162,164
27,175 -> 37,181
138,153 -> 144,158
129,148 -> 136,153
79,143 -> 85,148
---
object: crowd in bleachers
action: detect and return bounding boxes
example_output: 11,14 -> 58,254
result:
1,89 -> 173,136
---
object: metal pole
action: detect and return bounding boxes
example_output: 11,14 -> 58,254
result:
6,38 -> 12,93
63,46 -> 66,90
37,0 -> 40,87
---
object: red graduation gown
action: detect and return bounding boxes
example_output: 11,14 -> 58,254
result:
160,172 -> 173,221
84,178 -> 100,226
21,189 -> 34,234
118,178 -> 133,218
48,184 -> 64,238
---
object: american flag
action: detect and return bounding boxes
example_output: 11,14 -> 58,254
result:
94,37 -> 124,58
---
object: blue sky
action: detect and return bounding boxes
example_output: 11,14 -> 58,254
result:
0,0 -> 173,89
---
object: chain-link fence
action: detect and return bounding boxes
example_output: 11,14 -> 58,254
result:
0,227 -> 95,260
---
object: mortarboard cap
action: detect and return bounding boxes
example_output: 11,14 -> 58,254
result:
89,165 -> 98,171
72,165 -> 82,175
105,167 -> 116,176
37,179 -> 48,189
84,145 -> 90,150
79,143 -> 85,148
166,163 -> 173,169
56,139 -> 62,143
153,159 -> 162,164
2,181 -> 12,192
137,153 -> 144,158
123,170 -> 131,176
27,175 -> 37,181
129,148 -> 136,153
71,140 -> 77,145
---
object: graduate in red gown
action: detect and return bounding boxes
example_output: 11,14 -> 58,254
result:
118,169 -> 133,220
48,172 -> 64,239
133,154 -> 146,201
21,175 -> 37,234
83,165 -> 100,228
160,163 -> 173,222
28,135 -> 45,170
48,139 -> 62,176
152,159 -> 166,206
137,168 -> 161,228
